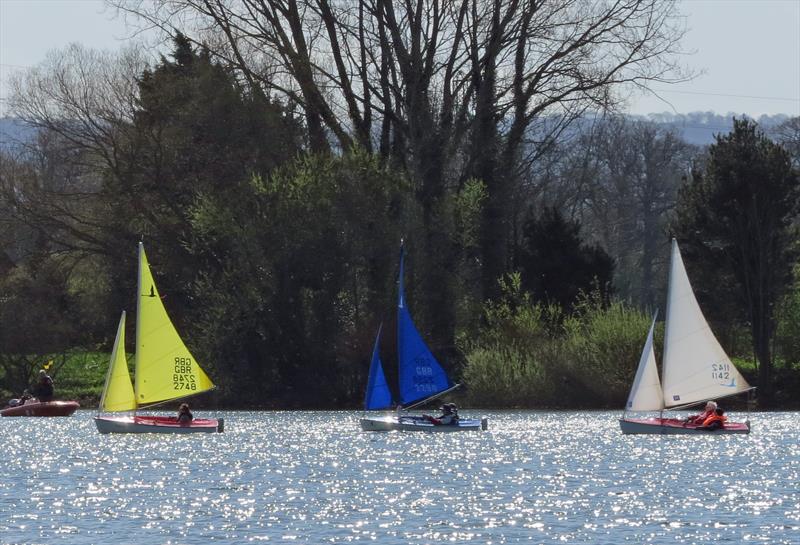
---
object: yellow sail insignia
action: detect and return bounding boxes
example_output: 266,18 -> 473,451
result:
99,311 -> 136,412
134,243 -> 215,405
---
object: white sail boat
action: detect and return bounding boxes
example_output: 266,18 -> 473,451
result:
619,239 -> 753,434
95,243 -> 223,433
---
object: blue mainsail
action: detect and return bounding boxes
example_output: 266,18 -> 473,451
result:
396,244 -> 452,405
364,325 -> 393,410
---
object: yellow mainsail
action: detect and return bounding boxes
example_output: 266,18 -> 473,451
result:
134,243 -> 215,405
99,311 -> 136,412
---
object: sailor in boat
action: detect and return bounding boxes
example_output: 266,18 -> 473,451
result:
6,390 -> 28,408
423,403 -> 459,425
32,370 -> 54,402
685,401 -> 717,425
6,370 -> 54,407
177,403 -> 193,424
697,408 -> 727,430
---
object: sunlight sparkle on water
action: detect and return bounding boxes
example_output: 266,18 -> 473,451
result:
0,411 -> 797,544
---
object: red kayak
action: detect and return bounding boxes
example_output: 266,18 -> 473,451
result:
1,400 -> 80,417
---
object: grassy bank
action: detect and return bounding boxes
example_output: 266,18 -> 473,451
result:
0,351 -> 120,407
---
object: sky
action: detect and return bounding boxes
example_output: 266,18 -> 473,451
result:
1,0 -> 799,118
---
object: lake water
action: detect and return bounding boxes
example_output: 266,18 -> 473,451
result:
0,410 -> 797,544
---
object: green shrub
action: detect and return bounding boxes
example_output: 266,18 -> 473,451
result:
562,296 -> 654,407
461,274 -> 655,408
775,265 -> 800,366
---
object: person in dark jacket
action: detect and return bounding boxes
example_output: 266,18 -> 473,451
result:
424,403 -> 459,425
177,403 -> 193,424
32,370 -> 54,402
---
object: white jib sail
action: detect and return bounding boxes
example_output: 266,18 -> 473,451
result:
625,313 -> 664,411
661,240 -> 751,408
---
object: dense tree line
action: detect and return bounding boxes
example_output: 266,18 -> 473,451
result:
1,4 -> 798,407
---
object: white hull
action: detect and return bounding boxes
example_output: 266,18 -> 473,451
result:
95,415 -> 224,434
619,417 -> 750,435
360,415 -> 488,432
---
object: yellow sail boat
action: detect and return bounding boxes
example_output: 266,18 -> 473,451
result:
95,243 -> 223,433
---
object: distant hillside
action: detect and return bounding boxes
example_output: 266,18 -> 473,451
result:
638,112 -> 791,146
1,112 -> 793,153
0,117 -> 38,153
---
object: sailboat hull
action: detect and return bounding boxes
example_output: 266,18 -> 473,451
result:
1,400 -> 79,417
619,417 -> 751,435
360,415 -> 488,432
94,415 -> 224,434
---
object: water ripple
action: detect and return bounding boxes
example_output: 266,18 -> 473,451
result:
0,411 -> 797,544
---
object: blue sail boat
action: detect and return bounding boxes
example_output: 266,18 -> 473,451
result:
360,243 -> 488,432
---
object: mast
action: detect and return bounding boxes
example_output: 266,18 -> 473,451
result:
660,238 -> 677,405
134,242 -> 144,411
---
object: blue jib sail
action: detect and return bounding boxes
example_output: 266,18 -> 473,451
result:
396,244 -> 452,405
364,325 -> 393,410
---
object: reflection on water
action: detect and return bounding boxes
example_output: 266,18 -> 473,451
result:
0,411 -> 797,544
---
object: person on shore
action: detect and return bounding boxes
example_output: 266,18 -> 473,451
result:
177,403 -> 193,424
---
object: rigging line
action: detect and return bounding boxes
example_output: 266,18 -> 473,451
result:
650,88 -> 800,102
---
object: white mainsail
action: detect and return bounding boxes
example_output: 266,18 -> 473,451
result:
625,314 -> 663,411
661,239 -> 751,407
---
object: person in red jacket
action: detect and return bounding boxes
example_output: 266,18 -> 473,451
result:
699,408 -> 727,430
686,401 -> 717,425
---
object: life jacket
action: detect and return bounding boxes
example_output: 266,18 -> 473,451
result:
701,413 -> 727,428
691,409 -> 713,423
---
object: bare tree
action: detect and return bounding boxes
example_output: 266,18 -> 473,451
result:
771,116 -> 800,168
524,116 -> 694,308
109,0 -> 689,348
2,44 -> 149,259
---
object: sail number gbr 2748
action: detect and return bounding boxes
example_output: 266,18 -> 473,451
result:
173,357 -> 197,390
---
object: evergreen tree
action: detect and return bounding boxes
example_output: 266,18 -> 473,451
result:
516,207 -> 614,312
674,118 -> 800,406
109,33 -> 303,328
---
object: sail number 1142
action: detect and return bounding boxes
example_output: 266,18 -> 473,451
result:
711,362 -> 731,380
